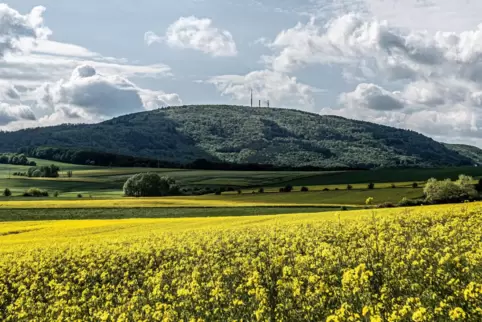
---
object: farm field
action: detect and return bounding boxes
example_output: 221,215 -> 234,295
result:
3,160 -> 482,191
0,207 -> 351,222
1,203 -> 481,320
0,159 -> 481,208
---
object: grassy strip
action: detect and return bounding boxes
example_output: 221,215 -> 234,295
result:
0,207 -> 350,222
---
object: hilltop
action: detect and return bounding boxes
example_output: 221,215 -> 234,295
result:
0,105 -> 477,169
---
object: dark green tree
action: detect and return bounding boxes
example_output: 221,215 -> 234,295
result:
123,173 -> 174,197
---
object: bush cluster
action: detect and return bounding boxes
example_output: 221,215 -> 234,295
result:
123,173 -> 180,197
424,175 -> 478,204
23,188 -> 49,197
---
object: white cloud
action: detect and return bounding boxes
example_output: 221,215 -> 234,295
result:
0,4 -> 181,130
332,81 -> 481,140
363,0 -> 482,33
339,83 -> 404,111
0,4 -> 51,57
146,16 -> 238,57
144,31 -> 162,46
0,104 -> 35,125
257,10 -> 482,142
37,64 -> 182,120
141,90 -> 182,110
33,40 -> 100,58
264,13 -> 482,83
207,70 -> 320,108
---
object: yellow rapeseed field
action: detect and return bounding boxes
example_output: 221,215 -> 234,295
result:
1,203 -> 482,321
0,198 -> 355,209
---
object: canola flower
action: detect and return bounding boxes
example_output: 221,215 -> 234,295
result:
0,204 -> 482,321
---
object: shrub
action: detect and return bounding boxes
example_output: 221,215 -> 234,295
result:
169,184 -> 181,196
215,190 -> 222,196
377,202 -> 395,208
412,182 -> 419,188
283,185 -> 293,193
322,188 -> 330,191
3,188 -> 11,197
53,191 -> 59,198
258,188 -> 264,193
23,188 -> 48,197
424,175 -> 478,204
398,197 -> 425,207
301,186 -> 309,192
123,173 -> 175,197
391,183 -> 396,189
31,169 -> 43,177
347,184 -> 353,190
27,164 -> 60,178
77,194 -> 83,198
237,190 -> 242,195
340,206 -> 348,211
368,183 -> 375,190
335,188 -> 339,191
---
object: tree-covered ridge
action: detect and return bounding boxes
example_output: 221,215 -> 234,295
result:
0,105 -> 475,169
445,144 -> 482,166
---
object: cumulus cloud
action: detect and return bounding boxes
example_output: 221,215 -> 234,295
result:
0,103 -> 35,125
146,16 -> 237,57
0,4 -> 51,57
37,65 -> 182,120
258,10 -> 482,141
141,90 -> 182,110
207,70 -> 320,108
264,13 -> 482,83
0,84 -> 20,100
339,83 -> 404,111
333,81 -> 481,139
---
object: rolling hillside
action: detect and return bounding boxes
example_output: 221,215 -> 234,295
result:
445,143 -> 482,165
0,105 -> 475,168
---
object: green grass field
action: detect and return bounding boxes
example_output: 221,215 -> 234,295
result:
0,206 -> 353,222
199,187 -> 424,205
0,158 -> 480,211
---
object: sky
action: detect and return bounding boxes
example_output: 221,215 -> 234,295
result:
2,1 -> 482,146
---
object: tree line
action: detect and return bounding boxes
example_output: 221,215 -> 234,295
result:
0,153 -> 36,166
17,146 -> 368,171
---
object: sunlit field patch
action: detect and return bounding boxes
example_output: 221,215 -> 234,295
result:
0,197 -> 357,209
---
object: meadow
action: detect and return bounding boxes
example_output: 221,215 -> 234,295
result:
0,158 -> 480,207
1,203 -> 482,320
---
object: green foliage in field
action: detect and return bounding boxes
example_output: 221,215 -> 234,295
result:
26,164 -> 60,178
123,173 -> 176,197
23,188 -> 49,197
0,153 -> 35,166
0,105 -> 476,168
424,175 -> 479,204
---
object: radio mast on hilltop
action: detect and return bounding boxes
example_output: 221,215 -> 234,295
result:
250,89 -> 253,107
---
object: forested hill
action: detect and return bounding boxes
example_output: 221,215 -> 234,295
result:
445,144 -> 482,165
0,105 -> 477,169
